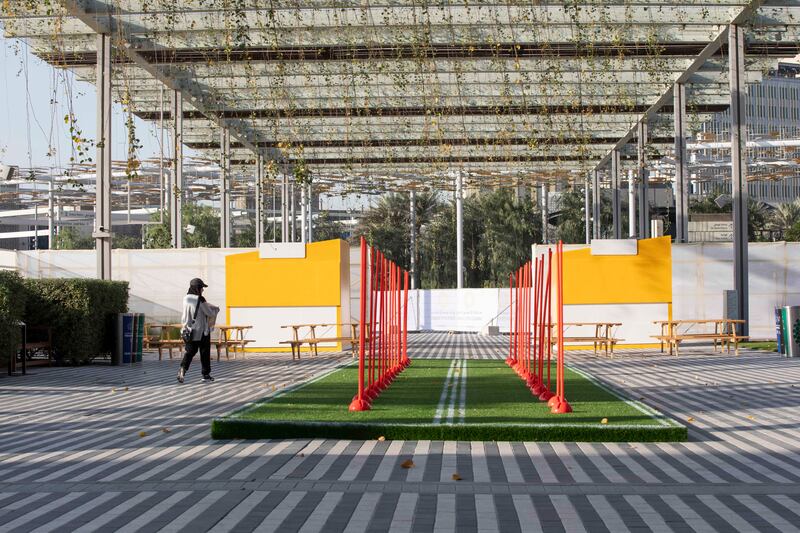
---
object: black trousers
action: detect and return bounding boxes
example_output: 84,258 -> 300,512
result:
181,334 -> 211,376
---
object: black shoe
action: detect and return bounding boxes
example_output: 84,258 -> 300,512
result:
177,368 -> 185,384
202,375 -> 215,383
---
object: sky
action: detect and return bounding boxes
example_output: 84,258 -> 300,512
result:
1,33 -> 168,171
0,33 -> 371,212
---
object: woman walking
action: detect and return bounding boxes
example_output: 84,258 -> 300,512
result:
178,278 -> 220,383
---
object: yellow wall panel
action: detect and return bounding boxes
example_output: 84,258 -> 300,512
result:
226,240 -> 344,308
562,237 -> 672,305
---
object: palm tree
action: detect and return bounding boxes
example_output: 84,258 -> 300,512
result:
771,199 -> 800,237
355,191 -> 442,270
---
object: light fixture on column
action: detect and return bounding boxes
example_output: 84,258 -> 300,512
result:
1,164 -> 18,181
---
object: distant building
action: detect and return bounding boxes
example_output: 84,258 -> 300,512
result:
697,61 -> 800,204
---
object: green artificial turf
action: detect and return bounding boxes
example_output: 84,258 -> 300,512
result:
740,341 -> 778,352
212,359 -> 686,442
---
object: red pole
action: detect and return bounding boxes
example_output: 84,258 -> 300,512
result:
513,269 -> 520,366
516,266 -> 523,375
396,265 -> 402,371
538,250 -> 554,402
387,261 -> 393,377
349,237 -> 370,411
552,241 -> 572,413
506,273 -> 514,365
525,262 -> 532,377
367,247 -> 377,395
514,267 -> 521,371
392,262 -> 398,373
530,257 -> 541,392
378,254 -> 385,388
403,269 -> 409,366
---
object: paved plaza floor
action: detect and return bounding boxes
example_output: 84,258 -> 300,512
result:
1,333 -> 799,532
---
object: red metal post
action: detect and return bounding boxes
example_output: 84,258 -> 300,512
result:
538,250 -> 554,402
368,247 -> 376,391
403,269 -> 409,366
396,264 -> 402,371
551,241 -> 572,413
349,237 -> 370,411
506,273 -> 514,365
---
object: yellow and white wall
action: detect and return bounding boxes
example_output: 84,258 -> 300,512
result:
4,239 -> 799,342
537,237 -> 672,347
225,239 -> 351,351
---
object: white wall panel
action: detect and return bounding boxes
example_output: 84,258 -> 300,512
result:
228,306 -> 339,348
563,304 -> 668,345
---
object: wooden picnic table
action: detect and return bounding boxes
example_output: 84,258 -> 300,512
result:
281,322 -> 360,359
158,323 -> 253,361
652,319 -> 747,355
549,321 -> 623,357
215,325 -> 254,360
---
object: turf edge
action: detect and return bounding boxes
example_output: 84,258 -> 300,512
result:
211,418 -> 687,442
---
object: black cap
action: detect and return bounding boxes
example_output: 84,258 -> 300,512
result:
190,278 -> 208,288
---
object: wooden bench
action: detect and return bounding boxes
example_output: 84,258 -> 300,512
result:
23,326 -> 54,366
281,323 -> 360,360
215,325 -> 254,360
653,319 -> 748,356
550,322 -> 623,357
144,323 -> 185,360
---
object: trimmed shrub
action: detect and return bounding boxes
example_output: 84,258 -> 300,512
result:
0,271 -> 27,368
23,279 -> 129,364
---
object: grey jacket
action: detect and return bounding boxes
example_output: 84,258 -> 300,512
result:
181,294 -> 220,341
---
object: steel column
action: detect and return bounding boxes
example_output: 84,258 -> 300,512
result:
674,82 -> 690,243
159,86 -> 165,224
729,24 -> 749,336
47,180 -> 54,249
307,182 -> 313,243
94,33 -> 112,279
592,169 -> 601,239
220,128 -> 231,248
290,183 -> 296,242
628,169 -> 637,238
541,184 -> 549,244
611,149 -> 621,239
583,174 -> 591,244
281,170 -> 289,242
255,154 -> 264,245
171,90 -> 183,249
410,190 -> 417,289
300,181 -> 308,244
637,121 -> 649,239
455,172 -> 464,289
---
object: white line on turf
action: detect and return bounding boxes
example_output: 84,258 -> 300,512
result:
445,360 -> 461,423
433,359 -> 459,424
458,359 -> 467,423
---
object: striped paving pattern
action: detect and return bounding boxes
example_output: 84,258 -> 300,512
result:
0,333 -> 799,532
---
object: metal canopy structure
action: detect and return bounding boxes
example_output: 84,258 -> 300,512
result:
3,1 -> 799,187
3,1 -> 800,333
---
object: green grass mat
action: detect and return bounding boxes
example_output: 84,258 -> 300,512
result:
740,341 -> 777,352
212,359 -> 686,442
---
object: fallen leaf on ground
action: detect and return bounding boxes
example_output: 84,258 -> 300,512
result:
138,431 -> 147,438
452,473 -> 462,481
400,459 -> 415,468
377,436 -> 386,441
600,418 -> 608,425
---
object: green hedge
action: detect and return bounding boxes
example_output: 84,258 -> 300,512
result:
0,271 -> 27,368
0,275 -> 129,366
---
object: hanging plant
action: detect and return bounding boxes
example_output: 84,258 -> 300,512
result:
294,160 -> 312,185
